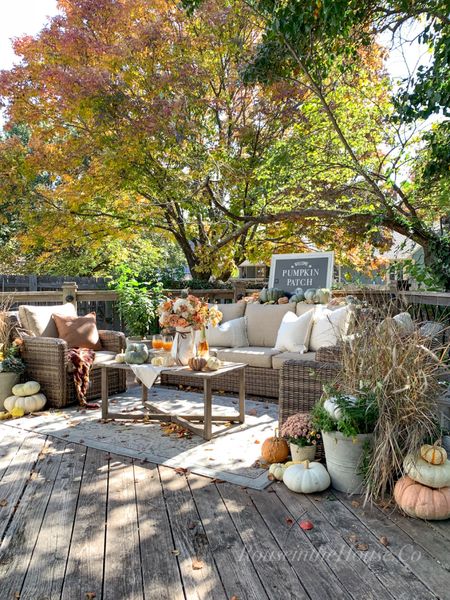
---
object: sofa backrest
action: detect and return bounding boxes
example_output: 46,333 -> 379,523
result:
211,302 -> 246,323
244,303 -> 295,347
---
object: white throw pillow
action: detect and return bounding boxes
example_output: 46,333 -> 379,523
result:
275,310 -> 314,353
309,306 -> 352,351
206,316 -> 249,348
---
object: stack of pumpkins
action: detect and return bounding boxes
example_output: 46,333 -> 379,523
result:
394,443 -> 450,520
2,381 -> 46,418
262,430 -> 331,494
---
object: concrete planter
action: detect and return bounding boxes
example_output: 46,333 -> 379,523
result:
322,430 -> 373,495
0,372 -> 20,410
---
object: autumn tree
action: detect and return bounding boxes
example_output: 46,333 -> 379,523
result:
185,0 -> 450,288
0,0 -> 395,279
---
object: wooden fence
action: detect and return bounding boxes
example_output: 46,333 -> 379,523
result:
1,281 -> 450,332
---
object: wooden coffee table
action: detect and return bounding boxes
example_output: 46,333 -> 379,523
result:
99,361 -> 246,440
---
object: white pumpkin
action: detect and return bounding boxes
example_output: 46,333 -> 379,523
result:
323,395 -> 357,421
269,463 -> 285,481
151,356 -> 165,366
115,353 -> 126,363
283,460 -> 331,494
4,393 -> 47,414
12,381 -> 40,397
206,356 -> 221,371
404,455 -> 450,489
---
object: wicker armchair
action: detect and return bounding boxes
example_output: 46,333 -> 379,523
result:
21,330 -> 127,408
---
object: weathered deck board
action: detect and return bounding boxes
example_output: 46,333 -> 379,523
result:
218,482 -> 309,599
247,485 -> 349,599
159,464 -> 227,600
0,428 -> 449,600
19,443 -> 86,600
61,447 -> 109,600
274,484 -> 394,600
189,473 -> 270,600
339,493 -> 450,599
103,455 -> 144,600
133,460 -> 185,600
312,492 -> 434,600
0,438 -> 64,598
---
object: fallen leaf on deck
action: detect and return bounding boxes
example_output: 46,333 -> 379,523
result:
356,543 -> 369,551
192,559 -> 204,570
187,521 -> 197,530
230,596 -> 239,600
171,549 -> 180,556
85,593 -> 96,599
348,534 -> 358,544
285,517 -> 294,525
351,500 -> 360,508
299,520 -> 314,531
267,474 -> 275,481
0,499 -> 8,507
212,478 -> 225,484
379,536 -> 389,547
248,408 -> 257,416
254,439 -> 260,444
175,467 -> 189,475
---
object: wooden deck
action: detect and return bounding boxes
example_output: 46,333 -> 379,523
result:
0,424 -> 449,600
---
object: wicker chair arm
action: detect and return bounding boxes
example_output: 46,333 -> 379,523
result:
99,330 -> 126,353
278,358 -> 340,427
316,344 -> 343,364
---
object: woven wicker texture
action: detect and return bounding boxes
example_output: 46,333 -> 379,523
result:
22,330 -> 126,408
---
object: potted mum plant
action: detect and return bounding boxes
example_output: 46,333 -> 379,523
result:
312,385 -> 378,495
280,413 -> 321,462
0,305 -> 26,411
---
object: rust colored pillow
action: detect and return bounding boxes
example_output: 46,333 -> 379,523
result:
52,312 -> 102,350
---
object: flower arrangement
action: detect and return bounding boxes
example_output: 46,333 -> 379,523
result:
281,413 -> 321,448
158,295 -> 222,331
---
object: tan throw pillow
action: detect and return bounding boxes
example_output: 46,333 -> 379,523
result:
52,312 -> 102,350
19,303 -> 77,337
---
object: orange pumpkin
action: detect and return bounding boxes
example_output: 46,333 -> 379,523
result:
188,357 -> 207,371
420,443 -> 447,465
394,476 -> 450,521
261,430 -> 289,464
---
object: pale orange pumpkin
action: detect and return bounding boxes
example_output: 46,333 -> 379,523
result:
261,430 -> 289,464
277,297 -> 289,304
420,443 -> 447,465
394,476 -> 450,520
188,357 -> 207,371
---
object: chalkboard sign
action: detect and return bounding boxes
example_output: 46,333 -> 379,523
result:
269,252 -> 334,292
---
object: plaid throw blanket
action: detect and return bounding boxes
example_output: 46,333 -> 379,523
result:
67,348 -> 95,407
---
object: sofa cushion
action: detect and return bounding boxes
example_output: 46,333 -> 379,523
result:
309,305 -> 352,352
206,316 -> 248,348
275,310 -> 314,353
296,303 -> 316,317
67,350 -> 116,372
217,346 -> 280,368
245,303 -> 295,347
272,351 -> 317,370
19,303 -> 77,337
210,303 -> 245,323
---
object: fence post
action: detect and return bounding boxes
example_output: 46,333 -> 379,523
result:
62,282 -> 78,309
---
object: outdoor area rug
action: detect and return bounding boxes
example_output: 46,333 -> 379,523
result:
3,386 -> 278,490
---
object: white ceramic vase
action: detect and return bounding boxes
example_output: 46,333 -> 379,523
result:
171,327 -> 196,366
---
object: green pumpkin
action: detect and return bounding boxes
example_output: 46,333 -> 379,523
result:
259,288 -> 269,303
289,288 -> 305,303
304,289 -> 317,304
314,288 -> 331,304
124,343 -> 149,364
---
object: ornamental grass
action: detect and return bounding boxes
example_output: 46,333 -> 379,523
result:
337,304 -> 448,502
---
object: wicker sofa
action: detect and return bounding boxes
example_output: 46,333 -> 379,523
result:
161,302 -> 342,402
13,304 -> 127,408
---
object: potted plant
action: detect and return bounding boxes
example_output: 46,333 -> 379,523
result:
312,385 -> 378,494
0,331 -> 26,410
280,412 -> 321,462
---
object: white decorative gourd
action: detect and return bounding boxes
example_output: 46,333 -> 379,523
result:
12,381 -> 41,397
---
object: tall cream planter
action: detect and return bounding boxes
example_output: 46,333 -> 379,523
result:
322,430 -> 373,494
0,373 -> 20,410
